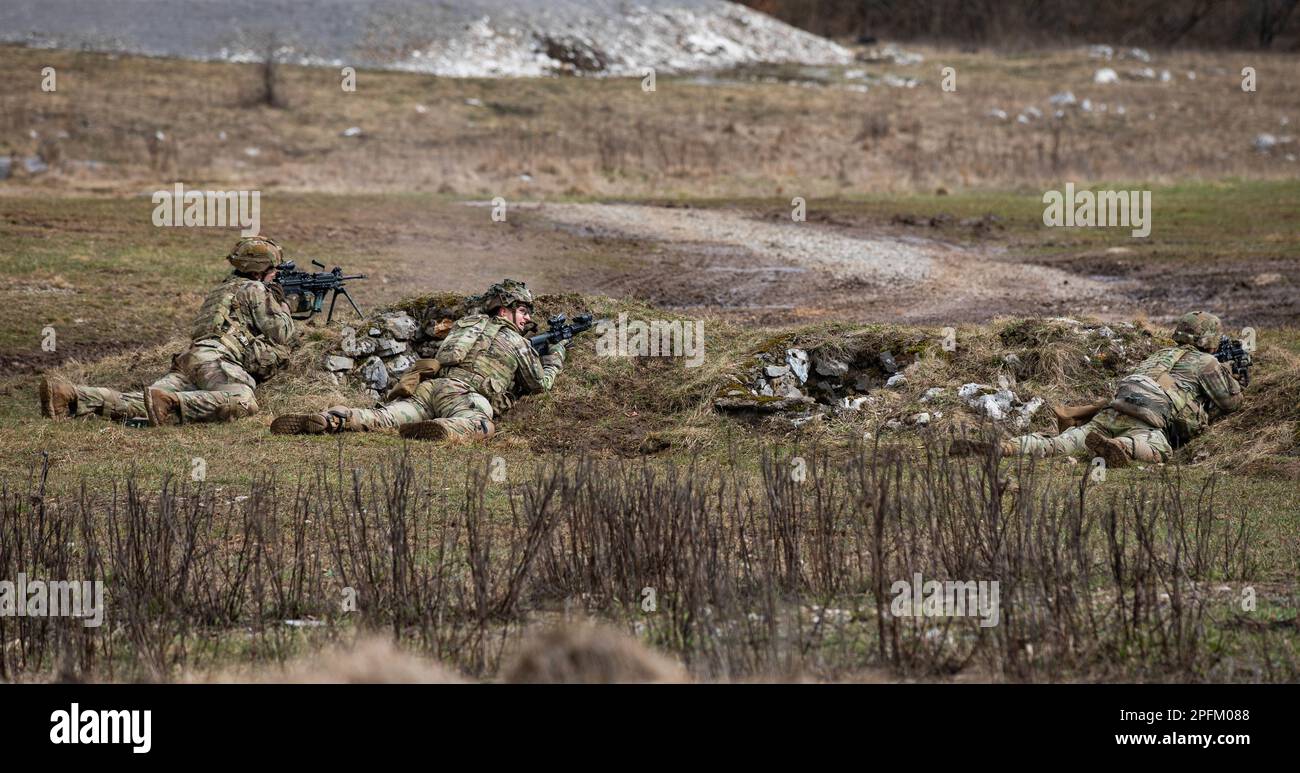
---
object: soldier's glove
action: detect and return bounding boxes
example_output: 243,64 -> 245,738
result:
266,281 -> 288,305
541,342 -> 566,369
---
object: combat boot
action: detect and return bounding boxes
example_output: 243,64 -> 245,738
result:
39,375 -> 77,419
270,407 -> 351,435
1085,431 -> 1132,469
399,420 -> 450,442
144,387 -> 182,426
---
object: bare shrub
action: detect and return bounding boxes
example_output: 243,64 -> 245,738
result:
0,439 -> 1289,683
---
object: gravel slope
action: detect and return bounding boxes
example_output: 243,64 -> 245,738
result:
0,0 -> 852,76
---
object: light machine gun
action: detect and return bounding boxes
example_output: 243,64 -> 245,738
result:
274,260 -> 366,323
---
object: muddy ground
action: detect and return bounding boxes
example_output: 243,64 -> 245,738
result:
4,191 -> 1297,382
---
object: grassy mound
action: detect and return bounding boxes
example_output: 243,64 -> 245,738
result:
38,297 -> 1300,473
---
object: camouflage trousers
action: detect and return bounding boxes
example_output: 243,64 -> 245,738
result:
1010,408 -> 1172,462
345,377 -> 495,438
72,344 -> 259,423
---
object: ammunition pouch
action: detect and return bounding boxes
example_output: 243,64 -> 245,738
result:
385,359 -> 442,401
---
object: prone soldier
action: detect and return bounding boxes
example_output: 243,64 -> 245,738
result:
38,236 -> 300,426
270,279 -> 563,442
953,311 -> 1245,467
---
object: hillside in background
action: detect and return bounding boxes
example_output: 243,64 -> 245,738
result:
0,0 -> 850,76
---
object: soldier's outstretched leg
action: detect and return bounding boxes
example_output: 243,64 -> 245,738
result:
270,387 -> 437,435
1085,412 -> 1171,468
399,378 -> 495,442
42,374 -> 147,421
145,346 -> 259,426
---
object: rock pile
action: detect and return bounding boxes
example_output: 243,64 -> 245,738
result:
715,344 -> 907,417
319,296 -> 471,403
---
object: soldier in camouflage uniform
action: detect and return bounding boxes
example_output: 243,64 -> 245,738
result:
38,236 -> 300,426
270,279 -> 564,442
954,312 -> 1244,467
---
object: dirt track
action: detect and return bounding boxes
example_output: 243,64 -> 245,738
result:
536,203 -> 1127,324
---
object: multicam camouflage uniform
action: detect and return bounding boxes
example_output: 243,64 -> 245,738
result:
348,314 -> 564,437
1009,312 -> 1243,463
42,237 -> 298,424
272,279 -> 563,441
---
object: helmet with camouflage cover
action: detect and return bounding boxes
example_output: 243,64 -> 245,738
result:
1172,311 -> 1222,352
482,279 -> 534,312
227,236 -> 283,274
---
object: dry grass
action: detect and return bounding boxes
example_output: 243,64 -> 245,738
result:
4,437 -> 1295,684
3,44 -> 1299,198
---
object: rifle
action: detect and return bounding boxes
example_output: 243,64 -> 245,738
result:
275,260 -> 366,323
529,313 -> 599,355
1215,335 -> 1253,386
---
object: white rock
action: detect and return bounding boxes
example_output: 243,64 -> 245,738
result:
885,374 -> 908,389
339,328 -> 377,358
921,387 -> 945,402
386,353 -> 417,378
813,355 -> 849,377
360,356 -> 389,390
381,312 -> 419,340
1094,68 -> 1119,84
1049,91 -> 1076,106
374,337 -> 407,356
341,126 -> 363,137
764,364 -> 790,378
786,349 -> 810,383
910,412 -> 931,426
987,108 -> 1008,120
324,355 -> 354,372
1255,133 -> 1278,152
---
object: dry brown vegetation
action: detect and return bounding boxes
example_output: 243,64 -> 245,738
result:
3,435 -> 1295,684
3,43 -> 1299,199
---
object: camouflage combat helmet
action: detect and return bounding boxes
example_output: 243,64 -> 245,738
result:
1172,311 -> 1222,352
227,236 -> 283,274
482,279 -> 534,312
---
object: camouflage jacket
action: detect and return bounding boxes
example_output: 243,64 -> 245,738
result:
190,274 -> 299,380
1109,344 -> 1242,439
435,313 -> 565,414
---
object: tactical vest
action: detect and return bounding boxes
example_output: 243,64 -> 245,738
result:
188,275 -> 289,381
190,275 -> 251,344
435,314 -> 515,410
435,315 -> 503,370
1109,346 -> 1208,445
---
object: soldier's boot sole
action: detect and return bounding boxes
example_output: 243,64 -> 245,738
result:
270,413 -> 332,435
1085,431 -> 1132,469
39,375 -> 77,419
399,420 -> 450,442
143,387 -> 182,427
